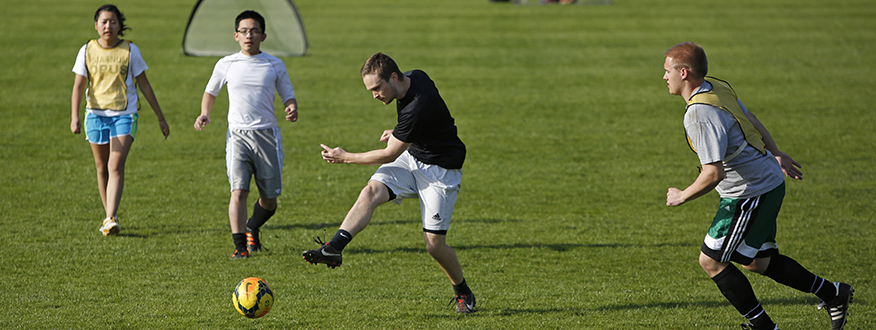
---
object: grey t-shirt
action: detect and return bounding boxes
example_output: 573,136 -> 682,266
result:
684,81 -> 785,199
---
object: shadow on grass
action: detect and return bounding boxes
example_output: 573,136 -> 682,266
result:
284,218 -> 524,232
116,232 -> 148,239
114,225 -> 226,238
343,242 -> 693,254
424,297 -> 819,318
286,218 -> 692,253
271,222 -> 342,231
456,242 -> 693,252
598,297 -> 817,311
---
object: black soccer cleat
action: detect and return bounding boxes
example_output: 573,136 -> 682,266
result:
231,249 -> 249,259
302,235 -> 342,269
818,282 -> 854,330
246,229 -> 268,253
449,293 -> 476,313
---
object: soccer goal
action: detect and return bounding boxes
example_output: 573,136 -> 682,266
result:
182,0 -> 308,57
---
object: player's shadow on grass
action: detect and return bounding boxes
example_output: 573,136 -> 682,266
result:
280,218 -> 524,233
424,297 -> 819,318
116,233 -> 148,238
598,297 -> 817,311
289,218 -> 523,230
344,242 -> 692,255
270,222 -> 341,231
456,242 -> 692,252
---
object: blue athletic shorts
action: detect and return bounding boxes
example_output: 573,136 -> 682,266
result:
85,112 -> 138,145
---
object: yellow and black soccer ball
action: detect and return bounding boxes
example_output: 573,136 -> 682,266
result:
232,277 -> 274,319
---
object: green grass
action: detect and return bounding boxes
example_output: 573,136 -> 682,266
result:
1,0 -> 874,328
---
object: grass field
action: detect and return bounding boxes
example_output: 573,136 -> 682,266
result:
1,0 -> 874,328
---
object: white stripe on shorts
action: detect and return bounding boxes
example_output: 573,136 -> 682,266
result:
721,196 -> 760,262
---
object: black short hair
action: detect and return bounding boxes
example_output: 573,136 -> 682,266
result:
94,4 -> 131,37
235,10 -> 265,32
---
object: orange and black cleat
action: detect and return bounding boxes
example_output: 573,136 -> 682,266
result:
231,249 -> 249,259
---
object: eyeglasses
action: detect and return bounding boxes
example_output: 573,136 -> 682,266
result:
236,29 -> 262,36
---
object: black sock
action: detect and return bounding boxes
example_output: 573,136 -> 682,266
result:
246,200 -> 276,232
232,233 -> 247,252
712,264 -> 774,328
328,229 -> 353,252
453,279 -> 472,296
762,254 -> 836,302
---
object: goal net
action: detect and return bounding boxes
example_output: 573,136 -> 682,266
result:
182,0 -> 308,57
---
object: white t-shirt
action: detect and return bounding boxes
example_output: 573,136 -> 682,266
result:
205,52 -> 296,130
72,41 -> 148,117
684,81 -> 785,199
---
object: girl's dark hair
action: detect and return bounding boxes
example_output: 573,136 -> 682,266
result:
94,4 -> 130,37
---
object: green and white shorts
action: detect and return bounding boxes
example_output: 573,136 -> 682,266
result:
701,182 -> 785,265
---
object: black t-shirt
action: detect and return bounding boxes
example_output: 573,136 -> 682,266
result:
392,70 -> 466,169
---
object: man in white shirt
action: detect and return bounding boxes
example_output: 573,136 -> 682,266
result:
194,10 -> 298,259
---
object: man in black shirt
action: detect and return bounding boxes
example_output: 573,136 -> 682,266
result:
304,53 -> 475,313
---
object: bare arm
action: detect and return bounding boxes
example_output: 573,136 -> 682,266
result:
321,131 -> 411,166
135,72 -> 170,139
741,101 -> 802,180
194,92 -> 216,131
667,162 -> 725,206
71,74 -> 87,134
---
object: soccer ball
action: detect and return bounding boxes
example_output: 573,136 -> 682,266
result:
232,277 -> 274,318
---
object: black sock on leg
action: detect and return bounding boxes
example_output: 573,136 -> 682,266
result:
232,233 -> 247,252
246,200 -> 276,231
328,229 -> 353,252
453,279 -> 472,296
712,264 -> 774,329
762,254 -> 836,302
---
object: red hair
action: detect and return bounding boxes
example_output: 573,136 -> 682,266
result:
665,42 -> 708,79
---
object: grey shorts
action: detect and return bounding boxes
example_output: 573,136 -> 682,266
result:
226,128 -> 283,199
370,151 -> 462,234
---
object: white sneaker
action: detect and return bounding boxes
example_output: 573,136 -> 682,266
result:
99,216 -> 121,236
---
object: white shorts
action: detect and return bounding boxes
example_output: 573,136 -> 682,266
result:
226,128 -> 283,199
370,151 -> 462,234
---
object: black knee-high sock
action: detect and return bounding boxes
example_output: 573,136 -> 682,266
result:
328,229 -> 352,252
762,254 -> 836,302
712,264 -> 774,328
246,200 -> 275,232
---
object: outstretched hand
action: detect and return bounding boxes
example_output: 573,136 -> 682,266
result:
774,151 -> 802,180
320,144 -> 347,164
